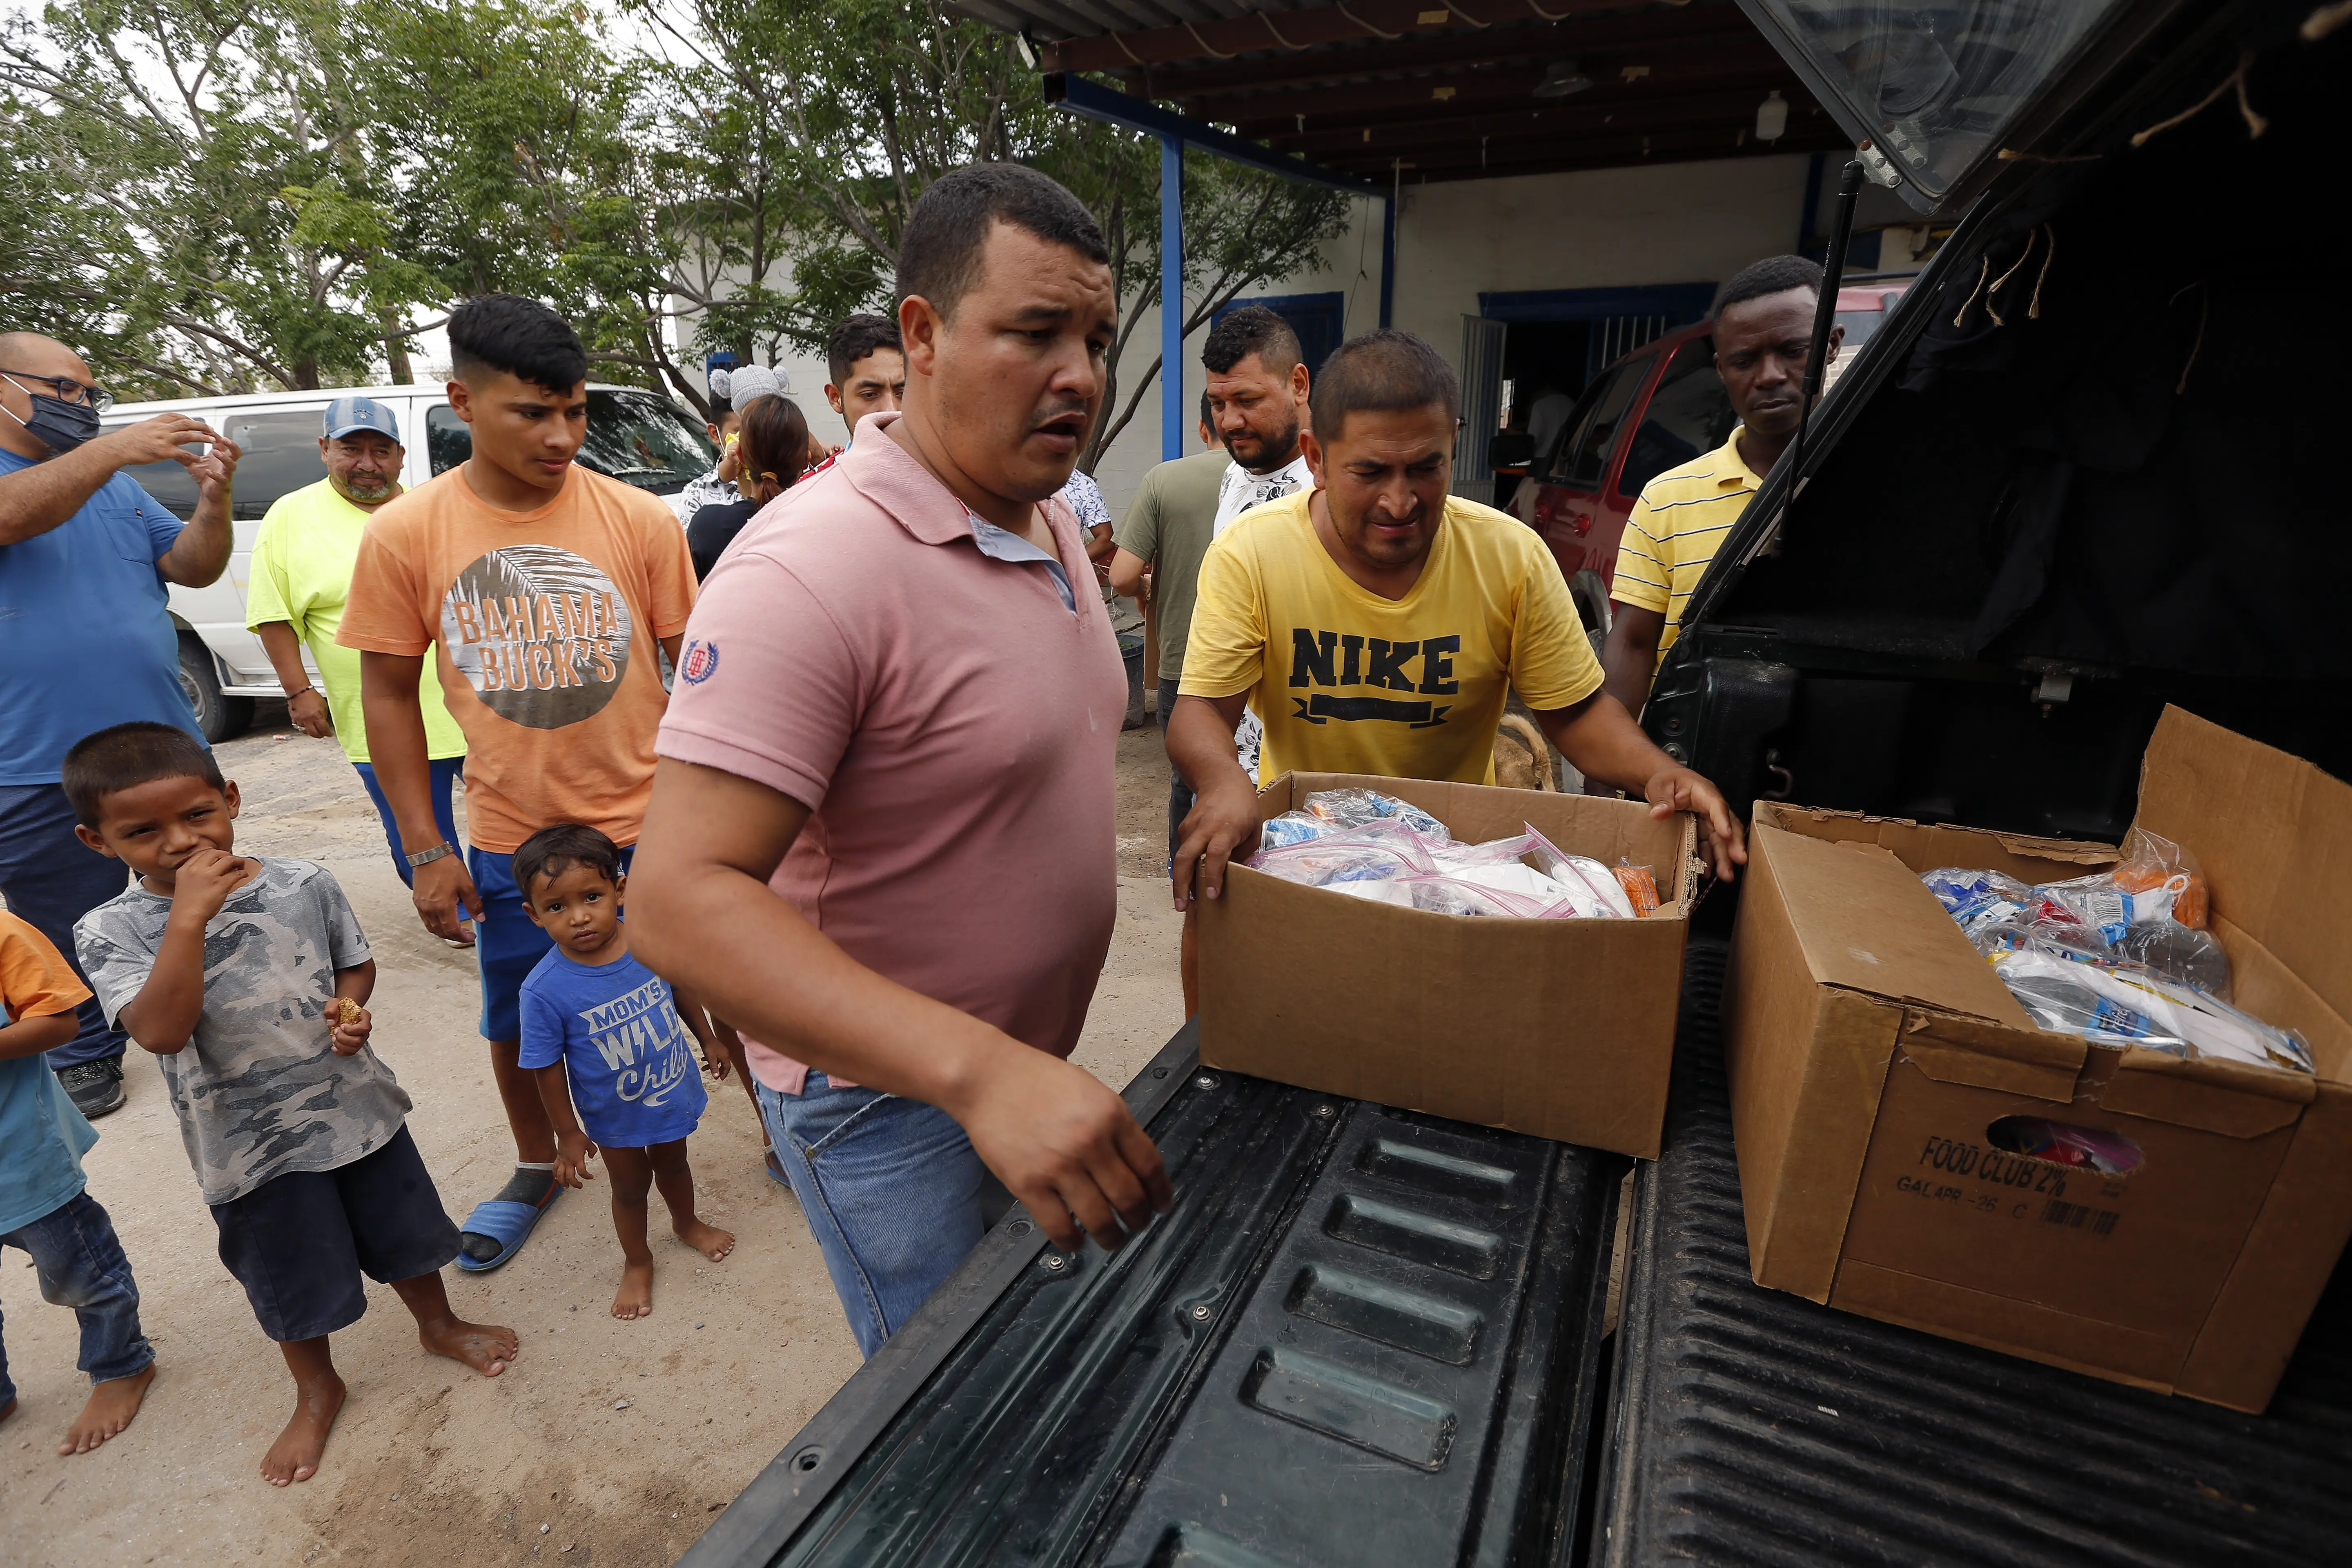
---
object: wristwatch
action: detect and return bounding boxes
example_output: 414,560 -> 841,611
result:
405,840 -> 457,869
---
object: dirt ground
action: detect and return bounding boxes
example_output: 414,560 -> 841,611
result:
0,704 -> 1185,1568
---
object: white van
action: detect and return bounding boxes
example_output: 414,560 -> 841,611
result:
102,383 -> 716,739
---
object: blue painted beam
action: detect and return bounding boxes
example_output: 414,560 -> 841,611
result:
1161,135 -> 1184,462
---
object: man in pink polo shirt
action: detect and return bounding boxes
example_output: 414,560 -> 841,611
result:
630,164 -> 1172,1356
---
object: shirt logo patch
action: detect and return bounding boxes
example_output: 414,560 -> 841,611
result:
679,638 -> 719,684
438,545 -> 633,730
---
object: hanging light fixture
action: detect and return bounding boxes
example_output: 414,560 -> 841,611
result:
1756,89 -> 1789,141
1534,59 -> 1592,99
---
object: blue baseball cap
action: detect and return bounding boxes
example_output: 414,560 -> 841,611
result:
324,396 -> 401,443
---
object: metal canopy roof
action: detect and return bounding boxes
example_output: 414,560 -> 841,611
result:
956,0 -> 1849,183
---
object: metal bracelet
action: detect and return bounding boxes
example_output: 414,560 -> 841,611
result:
404,840 -> 456,869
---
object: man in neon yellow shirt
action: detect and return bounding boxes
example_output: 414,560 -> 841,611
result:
1169,330 -> 1746,911
248,398 -> 468,886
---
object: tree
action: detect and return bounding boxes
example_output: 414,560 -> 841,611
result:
0,0 -> 447,395
624,0 -> 1349,468
0,0 -> 1347,434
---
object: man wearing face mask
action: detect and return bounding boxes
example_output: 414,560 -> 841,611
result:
1169,330 -> 1748,912
247,398 -> 469,888
627,163 -> 1173,1358
0,331 -> 241,1118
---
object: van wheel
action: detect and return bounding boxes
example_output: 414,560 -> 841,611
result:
177,636 -> 254,743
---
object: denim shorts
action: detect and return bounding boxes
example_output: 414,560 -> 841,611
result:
470,842 -> 635,1041
209,1125 -> 460,1342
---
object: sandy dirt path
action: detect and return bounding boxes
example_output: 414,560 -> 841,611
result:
1,707 -> 1185,1567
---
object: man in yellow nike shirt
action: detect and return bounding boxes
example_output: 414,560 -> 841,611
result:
1167,328 -> 1746,912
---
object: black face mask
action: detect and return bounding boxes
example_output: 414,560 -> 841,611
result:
1,381 -> 101,456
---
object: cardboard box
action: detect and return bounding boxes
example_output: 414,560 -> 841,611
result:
1726,707 -> 2352,1410
1198,771 -> 1698,1158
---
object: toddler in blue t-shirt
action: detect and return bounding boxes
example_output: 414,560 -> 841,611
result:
514,824 -> 735,1319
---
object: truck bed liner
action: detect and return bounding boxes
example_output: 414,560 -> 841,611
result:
684,1025 -> 1622,1568
1597,940 -> 2352,1566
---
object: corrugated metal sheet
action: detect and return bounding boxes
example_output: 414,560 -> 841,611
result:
684,1025 -> 1622,1567
1597,940 -> 2352,1567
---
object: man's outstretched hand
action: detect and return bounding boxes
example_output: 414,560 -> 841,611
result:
1643,764 -> 1748,880
948,1044 -> 1174,1253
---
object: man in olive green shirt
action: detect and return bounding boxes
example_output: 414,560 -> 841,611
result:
247,398 -> 468,888
1110,445 -> 1225,811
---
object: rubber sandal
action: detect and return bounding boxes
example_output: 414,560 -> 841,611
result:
764,1147 -> 793,1189
454,1189 -> 561,1273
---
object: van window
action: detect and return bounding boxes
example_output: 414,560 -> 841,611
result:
425,390 -> 715,495
427,403 -> 471,476
1550,355 -> 1651,490
579,390 -> 715,494
218,409 -> 331,519
103,406 -> 323,520
1612,342 -> 1737,501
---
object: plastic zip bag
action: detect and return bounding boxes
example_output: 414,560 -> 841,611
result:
1300,788 -> 1451,840
1519,824 -> 1636,918
1247,821 -> 1443,887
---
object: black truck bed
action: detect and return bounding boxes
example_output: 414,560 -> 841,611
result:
1597,942 -> 2352,1567
687,950 -> 2352,1567
681,1027 -> 1624,1568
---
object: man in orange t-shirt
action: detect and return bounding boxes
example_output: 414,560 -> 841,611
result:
338,294 -> 695,1273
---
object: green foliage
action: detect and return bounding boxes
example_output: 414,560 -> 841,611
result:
0,0 -> 1348,437
627,0 -> 1350,466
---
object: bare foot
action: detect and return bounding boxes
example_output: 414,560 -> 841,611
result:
60,1363 -> 155,1455
612,1258 -> 655,1320
263,1372 -> 345,1486
419,1317 -> 519,1376
676,1219 -> 736,1262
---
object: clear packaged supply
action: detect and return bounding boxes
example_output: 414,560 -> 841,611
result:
1249,824 -> 1438,888
1921,855 -> 2304,1073
1985,941 -> 2312,1073
1246,809 -> 1661,920
1613,861 -> 1663,918
1258,788 -> 1453,851
2109,919 -> 2233,1000
1520,825 -> 1639,919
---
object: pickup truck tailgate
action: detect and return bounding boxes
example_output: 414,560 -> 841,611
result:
684,1025 -> 1623,1568
1597,940 -> 2352,1566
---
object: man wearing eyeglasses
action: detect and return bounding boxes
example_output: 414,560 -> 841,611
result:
0,332 -> 241,1119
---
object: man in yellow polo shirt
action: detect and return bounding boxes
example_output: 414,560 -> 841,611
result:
247,397 -> 469,887
1601,255 -> 1844,713
1169,329 -> 1746,911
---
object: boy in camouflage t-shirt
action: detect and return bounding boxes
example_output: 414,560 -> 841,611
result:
63,722 -> 519,1488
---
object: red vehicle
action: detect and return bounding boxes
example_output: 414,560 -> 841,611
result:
1499,278 -> 1912,639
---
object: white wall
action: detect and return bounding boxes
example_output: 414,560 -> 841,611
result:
672,152 -> 1914,514
1084,152 -> 1861,517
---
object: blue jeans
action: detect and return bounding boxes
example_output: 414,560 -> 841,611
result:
0,1191 -> 154,1406
754,1076 -> 1005,1358
352,756 -> 465,888
0,784 -> 131,1069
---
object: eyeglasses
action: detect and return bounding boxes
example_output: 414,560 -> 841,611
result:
0,370 -> 115,414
